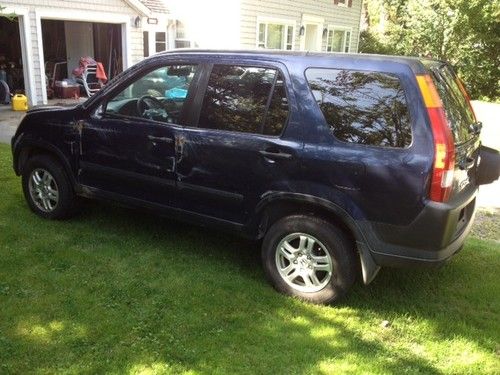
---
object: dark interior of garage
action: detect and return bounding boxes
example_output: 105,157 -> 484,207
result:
41,20 -> 123,99
0,17 -> 25,102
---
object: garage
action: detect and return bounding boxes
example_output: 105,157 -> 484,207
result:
0,15 -> 29,104
41,19 -> 124,99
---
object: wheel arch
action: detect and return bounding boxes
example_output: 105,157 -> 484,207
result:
250,192 -> 380,284
14,138 -> 77,189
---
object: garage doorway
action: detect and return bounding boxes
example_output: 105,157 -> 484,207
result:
41,19 -> 123,99
0,17 -> 25,101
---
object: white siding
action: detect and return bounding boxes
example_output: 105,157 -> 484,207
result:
240,0 -> 362,52
2,0 -> 144,104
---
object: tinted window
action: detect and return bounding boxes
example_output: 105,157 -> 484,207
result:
306,69 -> 412,148
199,65 -> 286,134
428,64 -> 475,144
106,65 -> 197,124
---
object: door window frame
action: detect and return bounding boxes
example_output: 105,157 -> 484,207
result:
187,60 -> 294,138
93,60 -> 204,128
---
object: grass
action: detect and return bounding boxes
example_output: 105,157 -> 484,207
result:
0,142 -> 499,374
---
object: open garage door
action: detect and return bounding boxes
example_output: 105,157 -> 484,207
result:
41,19 -> 123,99
0,17 -> 25,102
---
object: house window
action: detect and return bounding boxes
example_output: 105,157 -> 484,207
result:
258,22 -> 294,50
155,32 -> 166,53
336,0 -> 348,6
175,20 -> 191,48
326,28 -> 351,53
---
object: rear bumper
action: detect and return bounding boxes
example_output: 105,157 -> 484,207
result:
360,185 -> 477,268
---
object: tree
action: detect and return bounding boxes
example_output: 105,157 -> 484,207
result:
0,5 -> 16,21
360,0 -> 500,101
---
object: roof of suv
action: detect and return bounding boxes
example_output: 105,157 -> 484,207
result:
155,49 -> 436,73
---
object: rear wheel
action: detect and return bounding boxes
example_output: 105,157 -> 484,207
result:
22,155 -> 78,219
262,215 -> 357,304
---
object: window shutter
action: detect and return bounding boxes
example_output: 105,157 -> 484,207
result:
348,0 -> 353,6
333,0 -> 339,5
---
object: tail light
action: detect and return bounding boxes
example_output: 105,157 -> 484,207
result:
416,74 -> 455,202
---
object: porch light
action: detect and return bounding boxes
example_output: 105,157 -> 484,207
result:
299,26 -> 305,36
134,16 -> 142,28
323,28 -> 328,38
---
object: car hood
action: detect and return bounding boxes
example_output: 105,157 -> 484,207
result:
27,105 -> 76,114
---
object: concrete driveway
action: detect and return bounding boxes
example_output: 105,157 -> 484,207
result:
0,100 -> 498,208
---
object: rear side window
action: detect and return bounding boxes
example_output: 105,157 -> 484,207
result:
428,64 -> 475,144
306,68 -> 412,148
198,65 -> 288,135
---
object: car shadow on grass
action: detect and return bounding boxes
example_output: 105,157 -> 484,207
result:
2,199 -> 498,373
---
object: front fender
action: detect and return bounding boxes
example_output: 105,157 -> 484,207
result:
12,133 -> 78,189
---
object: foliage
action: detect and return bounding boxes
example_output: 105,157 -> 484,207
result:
0,143 -> 499,374
360,0 -> 500,101
0,5 -> 16,20
358,30 -> 394,55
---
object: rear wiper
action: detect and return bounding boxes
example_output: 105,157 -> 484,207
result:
468,121 -> 482,135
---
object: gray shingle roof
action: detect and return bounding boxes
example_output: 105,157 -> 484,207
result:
139,0 -> 168,14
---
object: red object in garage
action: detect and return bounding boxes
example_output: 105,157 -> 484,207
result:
54,81 -> 80,99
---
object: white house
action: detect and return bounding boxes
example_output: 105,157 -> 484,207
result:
1,0 -> 168,106
1,0 -> 363,106
163,0 -> 363,54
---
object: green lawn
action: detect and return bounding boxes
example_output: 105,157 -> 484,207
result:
0,143 -> 499,374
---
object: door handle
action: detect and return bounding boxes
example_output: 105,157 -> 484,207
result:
165,156 -> 176,173
259,150 -> 293,160
148,135 -> 173,144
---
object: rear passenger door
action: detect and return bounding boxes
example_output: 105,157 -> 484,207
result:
173,62 -> 302,224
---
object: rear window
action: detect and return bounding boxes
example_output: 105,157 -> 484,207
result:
306,68 -> 412,148
428,64 -> 476,144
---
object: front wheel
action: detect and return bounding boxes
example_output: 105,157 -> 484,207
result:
261,215 -> 357,304
22,155 -> 78,219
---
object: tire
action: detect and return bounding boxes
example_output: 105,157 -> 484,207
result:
262,215 -> 357,304
22,154 -> 78,220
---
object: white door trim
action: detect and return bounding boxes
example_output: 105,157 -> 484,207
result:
300,14 -> 324,51
34,9 -> 132,104
2,6 -> 36,106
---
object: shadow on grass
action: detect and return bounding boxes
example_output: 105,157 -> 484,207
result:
1,199 -> 498,373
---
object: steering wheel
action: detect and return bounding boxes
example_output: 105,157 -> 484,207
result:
137,95 -> 164,116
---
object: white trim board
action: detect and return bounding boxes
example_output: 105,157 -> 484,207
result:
35,9 -> 133,104
2,6 -> 37,106
300,14 -> 325,52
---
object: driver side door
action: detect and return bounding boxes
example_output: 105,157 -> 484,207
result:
78,63 -> 200,207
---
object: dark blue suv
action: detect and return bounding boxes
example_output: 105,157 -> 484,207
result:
11,51 -> 499,304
